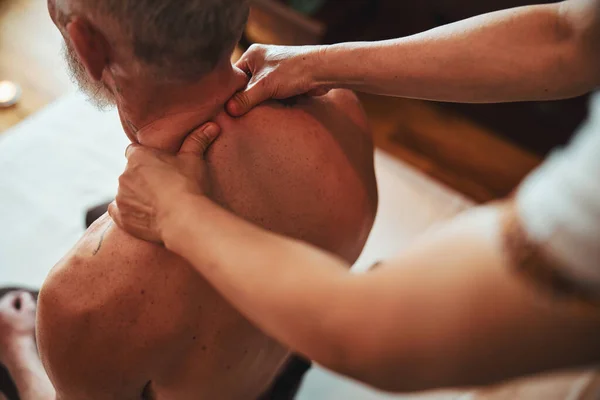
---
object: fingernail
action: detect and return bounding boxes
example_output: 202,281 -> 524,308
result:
227,101 -> 239,116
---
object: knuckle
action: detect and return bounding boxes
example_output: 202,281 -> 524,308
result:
255,78 -> 270,92
256,77 -> 267,87
249,43 -> 262,53
197,134 -> 211,148
113,200 -> 125,213
127,145 -> 140,157
252,44 -> 269,60
189,135 -> 206,149
236,92 -> 249,107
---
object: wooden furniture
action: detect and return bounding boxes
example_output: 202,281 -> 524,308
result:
0,0 -> 73,133
246,0 -> 326,45
360,94 -> 540,202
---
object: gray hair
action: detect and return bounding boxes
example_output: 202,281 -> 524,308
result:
78,0 -> 249,81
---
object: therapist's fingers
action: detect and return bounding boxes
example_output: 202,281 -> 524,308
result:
229,80 -> 330,116
125,143 -> 153,160
125,143 -> 136,158
235,52 -> 252,76
179,122 -> 221,157
229,45 -> 276,116
306,87 -> 332,97
109,201 -> 162,243
107,201 -> 121,225
125,144 -> 166,162
107,201 -> 128,236
227,79 -> 272,117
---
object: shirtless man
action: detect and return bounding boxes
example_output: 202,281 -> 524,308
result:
36,0 -> 377,399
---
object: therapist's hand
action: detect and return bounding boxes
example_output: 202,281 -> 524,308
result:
227,44 -> 331,117
109,123 -> 221,243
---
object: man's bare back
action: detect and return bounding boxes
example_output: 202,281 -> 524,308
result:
37,90 -> 377,399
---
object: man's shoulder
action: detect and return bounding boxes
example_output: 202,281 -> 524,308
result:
226,88 -> 369,138
210,89 -> 377,262
37,214 -> 198,397
41,215 -> 158,309
39,214 -> 199,328
287,88 -> 370,135
321,89 -> 370,130
224,89 -> 371,157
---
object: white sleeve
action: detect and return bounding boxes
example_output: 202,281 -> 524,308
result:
516,92 -> 600,293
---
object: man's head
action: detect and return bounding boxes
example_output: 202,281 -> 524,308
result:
48,0 -> 250,108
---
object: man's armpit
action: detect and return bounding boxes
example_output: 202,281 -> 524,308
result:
500,203 -> 600,312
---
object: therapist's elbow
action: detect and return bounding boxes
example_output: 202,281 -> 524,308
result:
315,309 -> 433,393
303,304 -> 387,389
558,1 -> 600,93
321,331 -> 435,393
303,278 -> 444,393
573,29 -> 600,92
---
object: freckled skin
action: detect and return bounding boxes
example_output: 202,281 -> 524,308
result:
37,90 -> 377,399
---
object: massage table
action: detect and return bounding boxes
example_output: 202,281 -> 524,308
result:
0,92 -> 597,399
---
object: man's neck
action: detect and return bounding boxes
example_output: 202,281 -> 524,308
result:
114,61 -> 248,153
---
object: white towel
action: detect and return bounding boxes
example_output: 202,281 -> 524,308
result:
517,92 -> 600,291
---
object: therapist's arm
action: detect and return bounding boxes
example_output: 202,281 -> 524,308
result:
110,124 -> 600,392
161,193 -> 600,392
229,0 -> 600,115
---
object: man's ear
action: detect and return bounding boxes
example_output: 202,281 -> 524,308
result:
66,17 -> 110,81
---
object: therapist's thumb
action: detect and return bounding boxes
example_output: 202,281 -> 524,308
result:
179,122 -> 221,157
227,83 -> 269,117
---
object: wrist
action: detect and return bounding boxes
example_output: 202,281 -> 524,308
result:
160,192 -> 208,252
311,42 -> 359,90
155,187 -> 197,241
310,45 -> 336,90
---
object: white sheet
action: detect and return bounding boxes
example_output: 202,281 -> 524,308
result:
0,92 -> 471,399
0,92 -> 127,287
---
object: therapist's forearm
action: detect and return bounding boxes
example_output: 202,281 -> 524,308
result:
161,193 -> 356,366
158,193 -> 600,393
316,2 -> 599,102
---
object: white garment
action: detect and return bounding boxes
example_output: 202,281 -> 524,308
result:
516,92 -> 600,292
